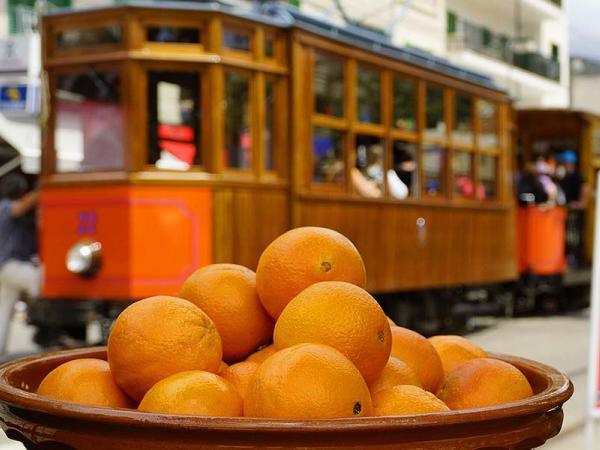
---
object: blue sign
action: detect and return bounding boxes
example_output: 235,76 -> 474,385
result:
0,84 -> 39,114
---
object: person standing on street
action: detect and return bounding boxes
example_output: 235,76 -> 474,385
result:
0,173 -> 39,354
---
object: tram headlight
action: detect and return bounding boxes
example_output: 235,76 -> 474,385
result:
66,240 -> 102,277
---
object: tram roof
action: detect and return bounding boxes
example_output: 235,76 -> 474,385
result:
46,0 -> 502,92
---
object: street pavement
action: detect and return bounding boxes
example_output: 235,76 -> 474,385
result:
0,308 -> 597,449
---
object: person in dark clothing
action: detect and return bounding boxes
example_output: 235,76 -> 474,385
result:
0,173 -> 39,354
518,162 -> 549,205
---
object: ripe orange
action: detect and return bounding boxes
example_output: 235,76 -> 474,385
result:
218,361 -> 229,374
244,343 -> 372,419
429,335 -> 487,375
368,357 -> 422,395
373,385 -> 450,416
107,296 -> 222,401
221,361 -> 260,399
246,344 -> 276,364
389,327 -> 444,393
256,227 -> 367,319
138,371 -> 242,416
437,358 -> 534,410
274,281 -> 391,384
180,264 -> 274,362
37,358 -> 133,409
387,317 -> 397,327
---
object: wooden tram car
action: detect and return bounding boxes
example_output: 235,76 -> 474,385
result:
31,1 -> 516,340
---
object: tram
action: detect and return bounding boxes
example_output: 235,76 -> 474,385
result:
30,1 -> 516,341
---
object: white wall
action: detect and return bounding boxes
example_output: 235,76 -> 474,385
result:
572,75 -> 600,115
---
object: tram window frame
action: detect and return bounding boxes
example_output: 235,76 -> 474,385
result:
50,64 -> 127,174
391,74 -> 418,136
312,51 -> 346,120
222,23 -> 254,59
223,69 -> 254,174
356,64 -> 383,125
421,83 -> 448,198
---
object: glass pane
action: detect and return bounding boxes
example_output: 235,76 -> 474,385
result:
353,135 -> 384,197
313,127 -> 344,184
479,154 -> 497,199
314,53 -> 344,117
425,85 -> 446,140
424,144 -> 445,195
453,94 -> 473,146
453,151 -> 473,198
357,66 -> 381,124
224,73 -> 251,169
479,100 -> 498,148
265,34 -> 274,58
223,29 -> 251,52
390,140 -> 418,199
147,71 -> 200,170
147,26 -> 200,44
393,76 -> 417,132
55,70 -> 124,173
593,129 -> 600,158
56,25 -> 122,50
264,78 -> 274,171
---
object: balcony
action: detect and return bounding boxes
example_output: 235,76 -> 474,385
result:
447,13 -> 560,82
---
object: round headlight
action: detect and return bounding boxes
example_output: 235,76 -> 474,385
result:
66,240 -> 102,277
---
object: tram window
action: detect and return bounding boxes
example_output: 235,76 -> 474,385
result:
393,76 -> 417,132
223,28 -> 251,52
54,70 -> 124,173
224,73 -> 252,170
453,151 -> 473,198
56,25 -> 122,51
390,140 -> 418,199
423,144 -> 445,195
453,94 -> 473,146
353,135 -> 384,197
479,154 -> 497,199
147,71 -> 200,170
264,78 -> 274,171
313,127 -> 344,184
478,100 -> 498,148
425,85 -> 446,140
314,53 -> 344,118
147,27 -> 200,44
357,66 -> 381,124
265,33 -> 275,58
593,129 -> 600,158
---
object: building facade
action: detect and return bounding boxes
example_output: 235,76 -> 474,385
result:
571,56 -> 600,116
297,0 -> 570,109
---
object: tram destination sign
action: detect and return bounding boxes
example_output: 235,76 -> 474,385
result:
0,84 -> 39,114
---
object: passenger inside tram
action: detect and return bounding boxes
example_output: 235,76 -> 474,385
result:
388,143 -> 417,199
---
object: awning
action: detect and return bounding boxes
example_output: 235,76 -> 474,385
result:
0,112 -> 40,174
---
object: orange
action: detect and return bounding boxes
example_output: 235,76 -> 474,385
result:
368,357 -> 422,395
138,371 -> 242,416
437,358 -> 534,410
256,227 -> 367,319
244,343 -> 372,419
107,296 -> 222,401
389,326 -> 444,393
429,335 -> 487,375
218,361 -> 229,374
373,385 -> 450,416
37,358 -> 133,409
387,317 -> 397,327
246,344 -> 276,364
180,264 -> 274,362
274,281 -> 391,384
221,361 -> 260,399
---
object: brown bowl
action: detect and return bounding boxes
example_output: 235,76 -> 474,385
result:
0,347 -> 572,450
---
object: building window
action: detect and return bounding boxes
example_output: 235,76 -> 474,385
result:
447,11 -> 457,34
552,44 -> 560,62
54,69 -> 124,173
314,53 -> 344,118
356,65 -> 381,124
147,71 -> 200,170
313,127 -> 344,184
9,0 -> 71,35
224,72 -> 252,170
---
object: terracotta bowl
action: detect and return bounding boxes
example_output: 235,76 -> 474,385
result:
0,347 -> 573,450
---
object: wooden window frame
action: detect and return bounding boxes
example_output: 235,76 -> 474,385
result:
391,73 -> 419,139
355,63 -> 385,127
222,22 -> 255,60
140,18 -> 205,54
49,18 -> 126,58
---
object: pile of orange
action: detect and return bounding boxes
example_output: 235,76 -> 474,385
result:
36,227 -> 533,418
